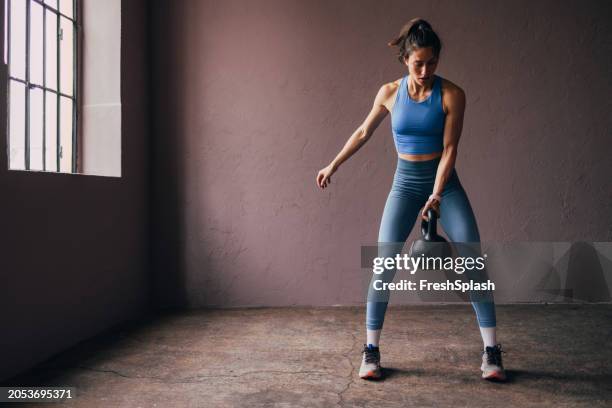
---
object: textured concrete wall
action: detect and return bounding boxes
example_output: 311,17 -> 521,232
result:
150,0 -> 612,308
0,0 -> 150,381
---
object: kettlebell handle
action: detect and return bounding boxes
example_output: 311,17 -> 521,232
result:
420,208 -> 438,239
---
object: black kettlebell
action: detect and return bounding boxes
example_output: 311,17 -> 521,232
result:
409,209 -> 471,302
409,208 -> 452,263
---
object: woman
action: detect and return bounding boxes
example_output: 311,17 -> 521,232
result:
316,18 -> 506,381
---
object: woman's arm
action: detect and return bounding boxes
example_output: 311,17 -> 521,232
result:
330,85 -> 391,170
421,83 -> 466,218
317,84 -> 393,189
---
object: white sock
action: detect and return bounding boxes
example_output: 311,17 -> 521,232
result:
479,326 -> 497,350
366,329 -> 381,347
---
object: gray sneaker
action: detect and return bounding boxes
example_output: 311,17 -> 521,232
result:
481,344 -> 506,381
359,344 -> 382,379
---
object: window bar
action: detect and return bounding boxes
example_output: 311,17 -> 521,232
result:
25,0 -> 30,170
6,0 -> 11,168
32,0 -> 75,24
56,9 -> 60,172
42,0 -> 46,170
6,77 -> 75,100
71,0 -> 77,173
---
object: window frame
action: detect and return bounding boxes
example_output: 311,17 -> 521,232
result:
5,0 -> 80,173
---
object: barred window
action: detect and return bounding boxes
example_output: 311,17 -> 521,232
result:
4,0 -> 79,173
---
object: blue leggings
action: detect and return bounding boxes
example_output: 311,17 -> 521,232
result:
365,156 -> 496,330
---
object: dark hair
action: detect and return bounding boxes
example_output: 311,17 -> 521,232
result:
388,18 -> 442,64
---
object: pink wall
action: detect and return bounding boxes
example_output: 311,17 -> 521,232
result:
149,0 -> 612,308
0,0 -> 151,381
1,0 -> 609,382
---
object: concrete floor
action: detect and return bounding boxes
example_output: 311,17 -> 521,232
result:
3,304 -> 611,407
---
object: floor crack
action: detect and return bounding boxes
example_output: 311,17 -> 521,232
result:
336,331 -> 360,407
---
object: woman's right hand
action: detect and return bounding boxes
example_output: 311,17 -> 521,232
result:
316,163 -> 336,189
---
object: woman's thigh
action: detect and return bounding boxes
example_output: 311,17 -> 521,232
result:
439,177 -> 494,302
368,192 -> 423,303
439,178 -> 480,243
378,192 -> 424,244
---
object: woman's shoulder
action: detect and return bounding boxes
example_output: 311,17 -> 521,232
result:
379,77 -> 406,102
375,77 -> 405,113
439,76 -> 465,98
376,77 -> 404,101
438,76 -> 466,114
381,76 -> 404,93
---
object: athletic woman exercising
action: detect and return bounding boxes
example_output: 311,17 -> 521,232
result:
316,18 -> 506,381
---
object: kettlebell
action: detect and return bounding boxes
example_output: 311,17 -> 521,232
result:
409,208 -> 471,302
408,208 -> 452,263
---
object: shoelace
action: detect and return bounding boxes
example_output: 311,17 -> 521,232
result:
485,344 -> 506,366
364,346 -> 380,364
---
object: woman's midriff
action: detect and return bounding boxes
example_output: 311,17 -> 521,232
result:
398,151 -> 443,162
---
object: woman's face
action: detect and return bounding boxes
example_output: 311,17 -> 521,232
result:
404,47 -> 439,85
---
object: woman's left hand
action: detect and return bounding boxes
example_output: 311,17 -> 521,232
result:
421,198 -> 440,221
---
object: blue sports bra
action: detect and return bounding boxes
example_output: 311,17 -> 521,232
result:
391,74 -> 445,155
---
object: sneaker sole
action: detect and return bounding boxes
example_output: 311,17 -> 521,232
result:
359,370 -> 381,380
482,370 -> 506,381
